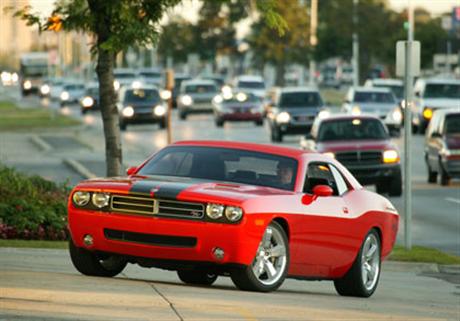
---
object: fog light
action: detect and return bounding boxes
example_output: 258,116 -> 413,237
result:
213,247 -> 225,260
83,234 -> 93,246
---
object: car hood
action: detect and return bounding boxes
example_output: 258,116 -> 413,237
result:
355,102 -> 396,114
75,175 -> 292,204
282,107 -> 323,116
446,134 -> 460,149
315,139 -> 394,153
422,98 -> 460,109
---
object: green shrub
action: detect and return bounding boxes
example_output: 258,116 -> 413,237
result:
0,165 -> 69,240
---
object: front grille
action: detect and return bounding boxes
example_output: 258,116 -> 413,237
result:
110,195 -> 204,219
158,200 -> 205,219
111,195 -> 155,215
335,150 -> 382,166
104,229 -> 197,248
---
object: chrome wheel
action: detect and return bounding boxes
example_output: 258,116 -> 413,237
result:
251,225 -> 287,286
361,233 -> 380,291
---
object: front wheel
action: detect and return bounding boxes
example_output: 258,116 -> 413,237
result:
439,160 -> 449,186
230,221 -> 289,292
177,270 -> 217,286
69,240 -> 127,277
388,173 -> 402,197
334,229 -> 381,297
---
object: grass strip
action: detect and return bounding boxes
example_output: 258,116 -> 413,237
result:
389,245 -> 460,265
0,239 -> 68,249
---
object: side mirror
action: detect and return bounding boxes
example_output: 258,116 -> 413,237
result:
126,166 -> 137,176
313,185 -> 333,197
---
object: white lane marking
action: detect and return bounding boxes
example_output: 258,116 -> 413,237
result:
445,197 -> 460,205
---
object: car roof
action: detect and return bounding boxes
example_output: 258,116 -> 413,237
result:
172,140 -> 307,158
423,78 -> 460,85
353,86 -> 392,93
235,75 -> 264,82
433,108 -> 460,117
320,113 -> 382,122
369,78 -> 403,86
182,79 -> 217,86
279,86 -> 320,93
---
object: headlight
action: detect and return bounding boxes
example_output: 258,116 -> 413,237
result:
222,85 -> 232,95
383,149 -> 399,163
122,106 -> 134,117
40,84 -> 50,95
392,108 -> 402,123
72,191 -> 90,206
60,91 -> 69,101
92,193 -> 110,208
323,152 -> 335,158
276,112 -> 291,123
206,203 -> 224,219
23,80 -> 32,90
236,92 -> 247,102
113,80 -> 120,91
423,108 -> 433,120
351,105 -> 361,116
153,104 -> 166,116
82,96 -> 94,107
11,73 -> 18,82
160,89 -> 171,100
225,206 -> 243,222
181,95 -> 193,106
318,110 -> 330,119
213,95 -> 223,104
132,80 -> 142,89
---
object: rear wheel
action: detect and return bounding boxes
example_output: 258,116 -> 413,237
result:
69,240 -> 127,277
255,119 -> 264,126
334,229 -> 381,297
177,270 -> 217,286
230,221 -> 289,292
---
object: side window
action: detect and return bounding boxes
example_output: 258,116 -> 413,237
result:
303,162 -> 339,196
330,165 -> 349,196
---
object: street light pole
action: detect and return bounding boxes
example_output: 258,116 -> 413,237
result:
352,0 -> 359,87
309,0 -> 318,86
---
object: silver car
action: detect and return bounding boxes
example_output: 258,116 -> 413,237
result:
177,79 -> 219,120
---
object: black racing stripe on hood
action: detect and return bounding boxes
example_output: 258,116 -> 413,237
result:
130,177 -> 201,199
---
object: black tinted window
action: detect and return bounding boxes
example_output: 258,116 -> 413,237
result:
185,84 -> 218,94
374,85 -> 403,99
424,84 -> 460,99
238,81 -> 265,89
124,89 -> 160,103
317,118 -> 388,142
354,92 -> 395,103
280,92 -> 322,108
445,114 -> 460,134
138,146 -> 298,191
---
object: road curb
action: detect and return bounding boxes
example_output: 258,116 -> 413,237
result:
383,261 -> 439,273
438,264 -> 460,274
30,135 -> 53,152
63,158 -> 97,179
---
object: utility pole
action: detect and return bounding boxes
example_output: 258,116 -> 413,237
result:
352,0 -> 359,86
309,0 -> 318,86
404,0 -> 414,250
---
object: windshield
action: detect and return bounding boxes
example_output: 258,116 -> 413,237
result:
445,114 -> 460,134
317,118 -> 389,142
279,92 -> 322,108
86,88 -> 99,96
115,73 -> 136,79
374,85 -> 403,99
354,91 -> 395,103
140,72 -> 161,78
21,65 -> 47,77
124,89 -> 160,103
238,81 -> 265,89
174,77 -> 191,90
64,84 -> 84,90
424,84 -> 460,99
185,84 -> 218,94
138,146 -> 298,191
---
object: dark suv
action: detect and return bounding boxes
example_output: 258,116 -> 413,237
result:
301,114 -> 402,196
266,87 -> 327,142
425,109 -> 460,185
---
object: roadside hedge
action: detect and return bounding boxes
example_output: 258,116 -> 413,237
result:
0,165 -> 69,240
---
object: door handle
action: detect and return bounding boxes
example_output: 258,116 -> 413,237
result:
342,207 -> 349,214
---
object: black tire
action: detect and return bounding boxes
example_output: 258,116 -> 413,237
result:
334,229 -> 381,298
81,108 -> 88,115
375,182 -> 387,195
230,221 -> 289,292
69,240 -> 127,277
179,111 -> 187,120
255,120 -> 263,126
388,173 -> 402,197
270,127 -> 283,143
439,160 -> 449,186
411,124 -> 418,134
120,122 -> 127,131
215,118 -> 224,127
159,119 -> 166,129
427,160 -> 437,183
177,270 -> 218,286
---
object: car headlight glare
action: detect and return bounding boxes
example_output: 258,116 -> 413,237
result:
392,108 -> 402,123
72,191 -> 91,206
132,80 -> 142,89
113,80 -> 120,91
423,108 -> 433,120
318,110 -> 330,120
122,106 -> 134,117
154,104 -> 166,116
351,105 -> 361,116
276,111 -> 291,124
236,92 -> 247,102
82,96 -> 94,107
225,206 -> 243,222
206,203 -> 224,219
181,95 -> 193,106
213,95 -> 224,104
92,193 -> 110,208
23,80 -> 32,90
383,149 -> 399,163
160,89 -> 172,100
40,84 -> 50,95
60,91 -> 70,101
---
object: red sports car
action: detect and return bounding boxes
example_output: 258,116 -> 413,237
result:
68,141 -> 399,297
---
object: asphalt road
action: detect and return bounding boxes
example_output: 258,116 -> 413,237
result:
1,247 -> 459,321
